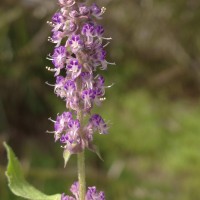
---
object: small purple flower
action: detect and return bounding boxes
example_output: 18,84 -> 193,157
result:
67,34 -> 83,53
82,23 -> 96,45
54,76 -> 66,98
81,72 -> 93,89
54,112 -> 72,140
50,13 -> 65,32
51,31 -> 64,46
94,47 -> 106,62
68,119 -> 80,138
69,10 -> 80,18
90,3 -> 105,19
66,59 -> 82,79
70,182 -> 79,199
92,47 -> 108,70
79,5 -> 90,16
86,186 -> 105,200
94,88 -> 104,98
52,12 -> 63,24
67,94 -> 79,111
56,75 -> 65,84
89,114 -> 108,134
95,25 -> 104,37
59,0 -> 75,7
60,133 -> 69,144
95,75 -> 105,87
65,20 -> 77,33
81,89 -> 95,110
64,80 -> 76,97
52,46 -> 67,72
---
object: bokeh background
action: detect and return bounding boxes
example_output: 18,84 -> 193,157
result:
1,0 -> 200,199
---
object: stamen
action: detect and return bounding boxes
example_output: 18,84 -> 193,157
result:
45,81 -> 55,87
105,83 -> 114,88
46,130 -> 55,133
46,66 -> 57,72
101,7 -> 106,14
102,37 -> 112,40
100,97 -> 106,101
106,61 -> 116,65
48,117 -> 56,123
103,42 -> 110,48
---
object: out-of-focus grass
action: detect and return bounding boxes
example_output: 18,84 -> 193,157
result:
1,90 -> 200,200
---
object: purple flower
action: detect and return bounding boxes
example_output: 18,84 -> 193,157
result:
67,94 -> 79,111
81,72 -> 93,89
54,112 -> 72,141
69,10 -> 80,18
66,59 -> 82,79
86,186 -> 105,200
90,3 -> 105,19
95,75 -> 105,87
52,46 -> 67,75
50,31 -> 64,46
54,76 -> 66,98
59,0 -> 75,7
64,80 -> 76,97
82,23 -> 95,44
67,34 -> 83,53
68,119 -> 80,138
89,114 -> 108,134
79,5 -> 90,16
81,89 -> 95,110
95,25 -> 104,37
65,20 -> 77,33
61,182 -> 105,200
60,133 -> 69,144
52,12 -> 63,24
70,182 -> 79,199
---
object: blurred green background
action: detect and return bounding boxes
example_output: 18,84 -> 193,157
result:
1,0 -> 200,199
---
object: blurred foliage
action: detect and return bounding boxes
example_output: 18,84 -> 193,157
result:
1,0 -> 200,200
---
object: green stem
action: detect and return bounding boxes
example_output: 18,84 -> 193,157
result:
78,151 -> 86,200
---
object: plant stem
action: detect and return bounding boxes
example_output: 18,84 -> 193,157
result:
78,151 -> 86,200
77,110 -> 86,200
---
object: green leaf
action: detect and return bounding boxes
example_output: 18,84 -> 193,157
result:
88,144 -> 104,161
63,149 -> 71,168
3,142 -> 61,200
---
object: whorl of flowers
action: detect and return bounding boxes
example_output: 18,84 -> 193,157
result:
61,182 -> 105,200
46,0 -> 114,154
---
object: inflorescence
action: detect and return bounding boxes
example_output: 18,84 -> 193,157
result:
46,0 -> 113,199
47,0 -> 114,155
61,182 -> 105,200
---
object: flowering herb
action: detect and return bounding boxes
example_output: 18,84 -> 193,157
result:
46,0 -> 114,199
4,0 -> 113,200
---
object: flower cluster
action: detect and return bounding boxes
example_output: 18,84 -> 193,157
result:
61,182 -> 105,200
47,0 -> 113,154
49,111 -> 107,153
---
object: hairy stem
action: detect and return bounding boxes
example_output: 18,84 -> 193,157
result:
78,151 -> 86,200
77,110 -> 86,200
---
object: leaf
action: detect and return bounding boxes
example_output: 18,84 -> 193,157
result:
3,142 -> 61,200
88,144 -> 104,161
63,149 -> 71,168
